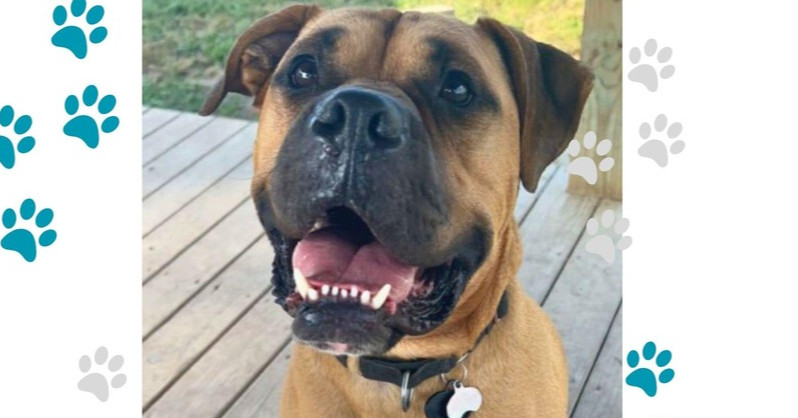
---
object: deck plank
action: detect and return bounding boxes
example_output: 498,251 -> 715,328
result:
517,166 -> 600,303
143,108 -> 181,137
143,238 -> 272,407
142,123 -> 254,235
142,202 -> 263,335
143,113 -> 216,166
223,343 -> 293,418
542,199 -> 622,412
143,118 -> 249,197
142,161 -> 252,277
145,295 -> 292,418
571,305 -> 622,418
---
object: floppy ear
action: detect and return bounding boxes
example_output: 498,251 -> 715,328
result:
199,4 -> 321,116
478,18 -> 594,192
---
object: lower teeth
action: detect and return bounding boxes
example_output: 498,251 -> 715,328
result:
292,275 -> 392,310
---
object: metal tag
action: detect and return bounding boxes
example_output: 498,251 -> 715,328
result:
445,381 -> 482,418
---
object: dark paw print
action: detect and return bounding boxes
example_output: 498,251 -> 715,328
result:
51,0 -> 108,59
1,199 -> 57,262
64,85 -> 119,149
0,105 -> 35,170
626,341 -> 675,397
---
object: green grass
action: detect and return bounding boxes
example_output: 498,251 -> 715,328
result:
143,0 -> 584,118
396,0 -> 584,53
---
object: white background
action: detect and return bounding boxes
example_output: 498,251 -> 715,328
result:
0,1 -> 142,417
624,0 -> 798,416
1,0 -> 797,417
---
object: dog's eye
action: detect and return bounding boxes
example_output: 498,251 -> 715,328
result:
439,71 -> 473,106
290,57 -> 318,88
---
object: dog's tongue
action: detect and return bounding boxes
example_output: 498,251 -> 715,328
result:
292,227 -> 418,302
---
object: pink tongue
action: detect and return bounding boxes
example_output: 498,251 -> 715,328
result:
292,228 -> 418,302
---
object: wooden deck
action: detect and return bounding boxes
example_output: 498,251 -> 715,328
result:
142,107 -> 622,417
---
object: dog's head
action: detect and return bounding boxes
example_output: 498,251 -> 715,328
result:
202,5 -> 592,356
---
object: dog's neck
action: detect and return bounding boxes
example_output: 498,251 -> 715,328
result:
334,290 -> 510,413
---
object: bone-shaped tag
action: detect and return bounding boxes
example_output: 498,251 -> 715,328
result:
445,382 -> 482,418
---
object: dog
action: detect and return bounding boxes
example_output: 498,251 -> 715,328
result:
200,5 -> 592,417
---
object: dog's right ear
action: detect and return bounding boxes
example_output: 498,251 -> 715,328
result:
199,4 -> 321,116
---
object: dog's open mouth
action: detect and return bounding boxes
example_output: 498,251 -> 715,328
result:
292,207 -> 433,313
270,207 -> 485,356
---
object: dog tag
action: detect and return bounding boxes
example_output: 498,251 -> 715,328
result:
445,381 -> 482,418
424,387 -> 454,418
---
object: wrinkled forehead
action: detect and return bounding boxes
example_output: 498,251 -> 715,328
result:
289,9 -> 506,86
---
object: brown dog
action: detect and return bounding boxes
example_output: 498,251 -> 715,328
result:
201,5 -> 592,417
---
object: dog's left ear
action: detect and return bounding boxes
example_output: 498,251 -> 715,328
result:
199,4 -> 322,115
478,18 -> 594,192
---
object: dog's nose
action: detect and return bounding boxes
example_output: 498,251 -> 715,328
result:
310,87 -> 407,152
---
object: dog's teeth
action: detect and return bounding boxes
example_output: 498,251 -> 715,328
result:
294,269 -> 309,299
310,219 -> 326,232
321,285 -> 330,296
360,290 -> 371,305
332,286 -> 340,296
308,288 -> 319,302
350,286 -> 359,298
341,289 -> 349,298
372,284 -> 391,310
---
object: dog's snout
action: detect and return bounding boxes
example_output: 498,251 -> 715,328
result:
310,87 -> 408,152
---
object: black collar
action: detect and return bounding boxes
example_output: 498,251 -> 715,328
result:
336,291 -> 509,402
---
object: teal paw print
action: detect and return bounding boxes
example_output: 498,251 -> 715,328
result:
1,199 -> 57,263
64,85 -> 119,149
626,341 -> 675,397
0,105 -> 35,170
51,0 -> 108,59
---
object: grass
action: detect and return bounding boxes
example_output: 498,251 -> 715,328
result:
143,0 -> 584,118
396,0 -> 584,53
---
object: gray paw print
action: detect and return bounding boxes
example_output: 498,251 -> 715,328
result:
628,39 -> 675,92
585,210 -> 631,264
566,131 -> 615,185
77,347 -> 127,402
638,114 -> 684,167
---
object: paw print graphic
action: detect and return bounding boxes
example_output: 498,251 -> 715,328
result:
64,85 -> 119,149
0,105 -> 35,170
638,114 -> 685,167
628,39 -> 675,92
51,0 -> 108,59
566,132 -> 615,185
585,209 -> 631,264
626,341 -> 675,397
1,199 -> 57,262
77,347 -> 127,402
